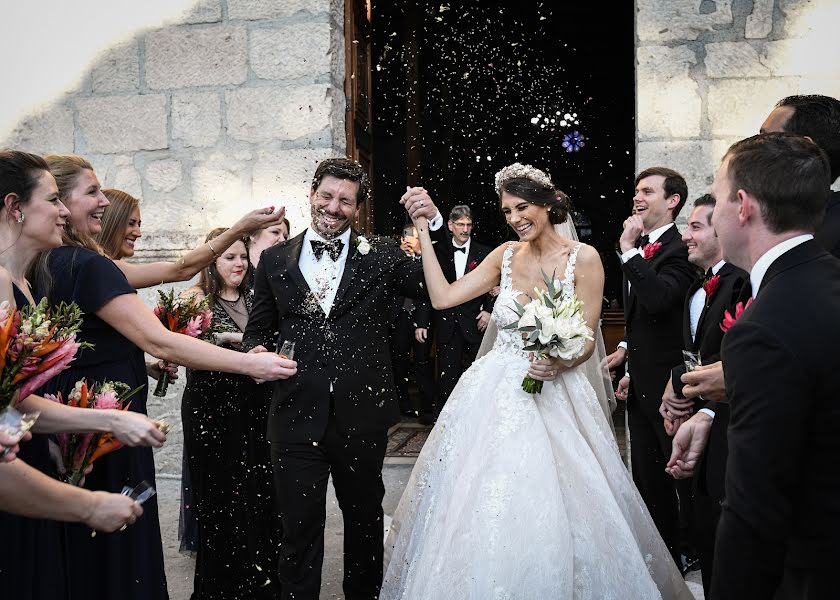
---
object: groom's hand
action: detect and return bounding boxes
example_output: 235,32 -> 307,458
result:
401,187 -> 438,223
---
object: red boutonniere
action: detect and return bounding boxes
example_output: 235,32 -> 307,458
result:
468,259 -> 478,271
642,242 -> 662,260
703,274 -> 721,298
720,297 -> 753,332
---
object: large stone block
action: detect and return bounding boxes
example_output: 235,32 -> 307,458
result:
145,25 -> 247,90
779,0 -> 840,39
761,38 -> 840,78
76,95 -> 168,154
171,0 -> 222,24
90,38 -> 140,93
637,0 -> 733,42
746,0 -> 775,39
171,91 -> 221,148
145,159 -> 184,193
637,141 -> 717,213
637,46 -> 701,139
227,0 -> 330,20
0,104 -> 75,154
85,154 -> 142,197
191,154 -> 253,227
708,79 -> 800,137
226,85 -> 333,143
705,42 -> 770,78
250,22 -> 332,81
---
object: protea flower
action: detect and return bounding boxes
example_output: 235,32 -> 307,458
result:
720,298 -> 753,332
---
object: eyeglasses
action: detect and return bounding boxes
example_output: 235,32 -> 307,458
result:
451,222 -> 473,229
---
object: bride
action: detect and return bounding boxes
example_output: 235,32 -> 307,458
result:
382,164 -> 692,599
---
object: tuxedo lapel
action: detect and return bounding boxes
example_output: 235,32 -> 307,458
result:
285,231 -> 310,294
627,225 -> 680,316
696,263 -> 733,339
331,230 -> 362,317
758,239 -> 824,297
683,275 -> 703,349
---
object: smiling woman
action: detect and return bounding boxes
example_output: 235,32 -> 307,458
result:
97,188 -> 141,260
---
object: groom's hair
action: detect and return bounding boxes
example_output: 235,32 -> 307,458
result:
724,132 -> 830,234
634,167 -> 688,221
311,158 -> 370,205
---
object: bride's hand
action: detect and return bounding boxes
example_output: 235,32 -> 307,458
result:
527,354 -> 567,381
400,187 -> 437,227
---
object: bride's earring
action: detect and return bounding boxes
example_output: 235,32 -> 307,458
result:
16,212 -> 24,224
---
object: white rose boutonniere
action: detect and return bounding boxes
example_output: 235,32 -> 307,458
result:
355,236 -> 371,256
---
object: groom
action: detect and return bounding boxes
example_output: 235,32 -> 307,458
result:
243,158 -> 445,600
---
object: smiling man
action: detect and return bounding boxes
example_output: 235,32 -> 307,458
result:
243,158 -> 446,600
606,166 -> 696,568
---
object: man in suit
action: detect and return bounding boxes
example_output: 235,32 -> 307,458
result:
415,204 -> 494,416
680,133 -> 839,599
659,194 -> 750,595
606,167 -> 696,565
761,94 -> 840,258
243,159 -> 446,600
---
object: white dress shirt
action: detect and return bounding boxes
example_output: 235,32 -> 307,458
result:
749,234 -> 814,299
689,260 -> 726,342
453,238 -> 471,280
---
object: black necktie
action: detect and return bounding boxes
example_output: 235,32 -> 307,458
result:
705,268 -> 714,280
453,246 -> 466,254
311,239 -> 344,261
638,235 -> 650,248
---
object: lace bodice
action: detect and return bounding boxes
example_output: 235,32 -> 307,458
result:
491,241 -> 582,356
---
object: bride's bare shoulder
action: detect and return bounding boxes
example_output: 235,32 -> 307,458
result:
574,244 -> 605,274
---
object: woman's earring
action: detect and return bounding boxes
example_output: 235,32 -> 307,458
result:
16,213 -> 24,224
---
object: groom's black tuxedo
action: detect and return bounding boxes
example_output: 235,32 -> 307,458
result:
711,240 -> 840,600
244,226 -> 445,600
621,223 -> 696,562
670,262 -> 750,595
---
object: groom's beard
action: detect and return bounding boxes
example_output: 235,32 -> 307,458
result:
311,206 -> 351,239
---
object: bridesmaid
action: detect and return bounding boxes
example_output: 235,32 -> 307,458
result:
180,228 -> 280,599
0,150 -> 161,599
35,156 -> 296,600
247,214 -> 290,290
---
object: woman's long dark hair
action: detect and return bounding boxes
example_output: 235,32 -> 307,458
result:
196,227 -> 252,303
498,177 -> 570,225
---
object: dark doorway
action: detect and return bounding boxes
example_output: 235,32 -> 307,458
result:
370,0 -> 635,305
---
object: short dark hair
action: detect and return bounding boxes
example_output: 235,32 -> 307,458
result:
692,194 -> 715,224
449,205 -> 472,222
0,149 -> 50,208
776,95 -> 840,181
635,167 -> 688,220
723,132 -> 830,234
311,158 -> 370,205
499,178 -> 569,225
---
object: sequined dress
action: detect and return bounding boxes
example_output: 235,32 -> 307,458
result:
381,243 -> 692,600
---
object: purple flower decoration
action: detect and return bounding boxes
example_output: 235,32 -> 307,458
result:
562,131 -> 585,152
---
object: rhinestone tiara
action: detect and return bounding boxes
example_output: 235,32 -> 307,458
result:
494,162 -> 554,194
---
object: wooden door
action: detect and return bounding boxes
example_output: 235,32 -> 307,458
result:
345,0 -> 374,234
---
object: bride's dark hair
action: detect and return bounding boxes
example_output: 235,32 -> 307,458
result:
498,177 -> 569,225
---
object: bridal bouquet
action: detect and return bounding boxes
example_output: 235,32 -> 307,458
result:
502,271 -> 594,394
46,379 -> 142,486
152,289 -> 212,396
0,299 -> 87,440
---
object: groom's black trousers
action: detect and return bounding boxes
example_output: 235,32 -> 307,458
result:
270,417 -> 387,600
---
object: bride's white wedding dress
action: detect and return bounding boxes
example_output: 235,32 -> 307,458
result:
381,242 -> 692,600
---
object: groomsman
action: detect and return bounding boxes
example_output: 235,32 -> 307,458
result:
416,205 -> 494,414
682,133 -> 839,599
607,167 -> 696,565
761,94 -> 840,257
660,194 -> 750,595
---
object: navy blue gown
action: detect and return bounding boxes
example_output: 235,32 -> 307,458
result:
40,246 -> 168,600
0,284 -> 68,599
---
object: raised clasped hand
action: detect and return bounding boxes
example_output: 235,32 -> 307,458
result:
400,187 -> 437,226
619,215 -> 645,253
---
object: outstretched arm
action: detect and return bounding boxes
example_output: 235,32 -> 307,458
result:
115,207 -> 285,289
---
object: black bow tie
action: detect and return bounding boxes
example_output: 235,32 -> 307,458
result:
638,235 -> 650,248
311,239 -> 344,261
453,246 -> 466,254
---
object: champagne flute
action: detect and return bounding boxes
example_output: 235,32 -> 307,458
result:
278,340 -> 296,360
682,350 -> 702,372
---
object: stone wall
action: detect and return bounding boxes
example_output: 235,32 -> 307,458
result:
636,0 -> 840,222
2,0 -> 347,477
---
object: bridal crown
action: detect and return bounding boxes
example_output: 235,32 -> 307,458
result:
494,163 -> 554,194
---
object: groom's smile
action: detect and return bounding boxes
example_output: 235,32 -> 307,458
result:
309,174 -> 360,239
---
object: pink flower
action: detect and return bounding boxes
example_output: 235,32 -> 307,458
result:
17,338 -> 80,401
200,309 -> 213,330
468,259 -> 478,271
642,242 -> 663,260
94,390 -> 120,410
720,298 -> 753,332
153,305 -> 162,318
184,315 -> 203,338
703,274 -> 721,298
71,433 -> 95,472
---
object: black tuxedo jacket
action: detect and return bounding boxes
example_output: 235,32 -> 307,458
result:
414,236 -> 494,344
815,190 -> 840,259
243,227 -> 445,443
621,225 -> 697,413
671,263 -> 751,500
711,240 -> 840,598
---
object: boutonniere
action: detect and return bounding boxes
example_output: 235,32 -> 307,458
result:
703,274 -> 720,298
355,236 -> 371,256
720,297 -> 753,332
468,259 -> 478,271
642,242 -> 662,260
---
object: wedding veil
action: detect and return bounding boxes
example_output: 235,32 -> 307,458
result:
475,218 -> 617,430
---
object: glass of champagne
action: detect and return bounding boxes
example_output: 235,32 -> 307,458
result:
682,350 -> 702,372
278,340 -> 296,360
